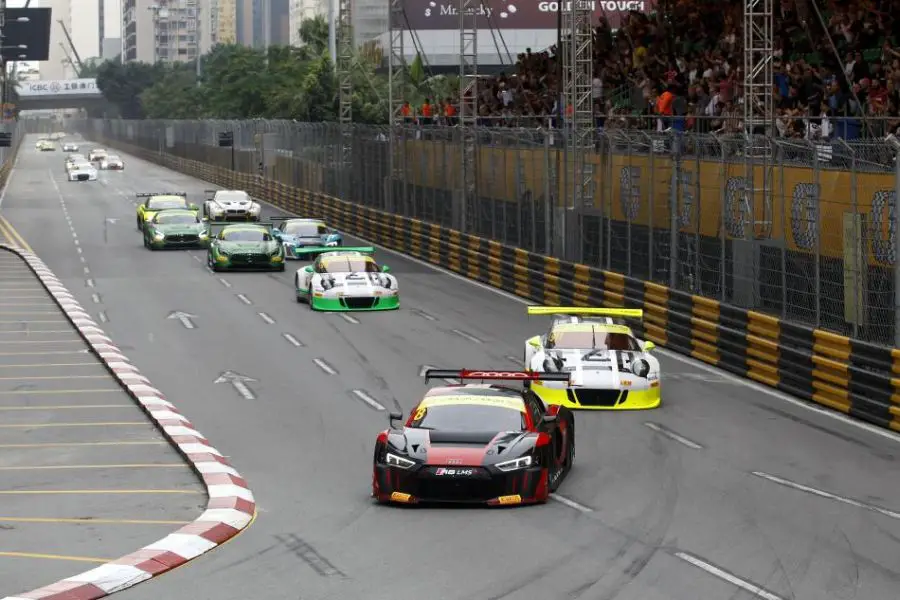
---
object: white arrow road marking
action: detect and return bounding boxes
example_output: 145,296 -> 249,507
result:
214,371 -> 258,401
282,333 -> 303,347
167,311 -> 197,330
313,358 -> 337,375
418,364 -> 458,384
351,390 -> 385,411
674,552 -> 785,600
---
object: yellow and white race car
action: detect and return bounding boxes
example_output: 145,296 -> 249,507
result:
523,307 -> 660,410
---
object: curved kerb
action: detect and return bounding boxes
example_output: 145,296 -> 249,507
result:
0,242 -> 255,600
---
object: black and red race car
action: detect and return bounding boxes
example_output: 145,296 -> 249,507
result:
372,369 -> 575,506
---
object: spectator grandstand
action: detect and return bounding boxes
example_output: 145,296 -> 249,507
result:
407,0 -> 900,140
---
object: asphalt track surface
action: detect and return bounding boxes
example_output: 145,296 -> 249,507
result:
0,241 -> 202,595
3,135 -> 900,599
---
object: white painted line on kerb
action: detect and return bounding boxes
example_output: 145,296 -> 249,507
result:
258,312 -> 274,325
550,494 -> 593,513
339,314 -> 359,324
219,278 -> 232,288
452,329 -> 483,344
644,422 -> 704,450
674,552 -> 785,600
91,294 -> 101,304
282,333 -> 303,347
98,311 -> 108,324
352,389 -> 385,411
85,279 -> 94,288
236,294 -> 252,305
752,471 -> 900,520
313,358 -> 337,375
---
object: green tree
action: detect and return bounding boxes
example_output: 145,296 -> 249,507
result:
201,44 -> 271,118
78,57 -> 105,78
139,63 -> 205,119
96,61 -> 163,118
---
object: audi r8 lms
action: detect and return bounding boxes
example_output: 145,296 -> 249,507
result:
524,307 -> 661,410
88,148 -> 108,162
295,249 -> 398,311
202,189 -> 261,221
373,369 -> 575,505
271,217 -> 344,259
99,155 -> 124,170
206,222 -> 285,271
135,192 -> 200,231
143,209 -> 210,250
67,161 -> 98,182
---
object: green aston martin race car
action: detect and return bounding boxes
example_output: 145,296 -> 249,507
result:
206,222 -> 285,271
143,209 -> 211,250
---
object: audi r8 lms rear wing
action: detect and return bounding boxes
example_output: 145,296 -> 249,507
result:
423,369 -> 571,383
136,192 -> 187,198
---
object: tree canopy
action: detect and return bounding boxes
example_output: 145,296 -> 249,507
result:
93,16 -> 456,123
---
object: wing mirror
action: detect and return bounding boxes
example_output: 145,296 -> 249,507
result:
382,265 -> 391,273
541,414 -> 558,425
643,341 -> 656,352
389,411 -> 403,427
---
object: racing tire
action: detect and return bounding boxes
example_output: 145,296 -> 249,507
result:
142,236 -> 148,248
276,264 -> 285,272
136,216 -> 142,231
308,286 -> 317,311
202,204 -> 207,219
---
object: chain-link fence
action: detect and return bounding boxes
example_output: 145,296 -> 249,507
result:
75,118 -> 900,346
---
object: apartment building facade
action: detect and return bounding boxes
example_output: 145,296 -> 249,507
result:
123,0 -> 212,63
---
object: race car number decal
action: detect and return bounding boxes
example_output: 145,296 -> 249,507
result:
413,406 -> 427,421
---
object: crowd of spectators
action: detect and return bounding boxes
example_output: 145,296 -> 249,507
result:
410,0 -> 900,141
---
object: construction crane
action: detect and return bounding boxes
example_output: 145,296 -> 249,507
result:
57,19 -> 85,77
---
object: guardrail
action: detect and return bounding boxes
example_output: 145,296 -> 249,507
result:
84,132 -> 900,434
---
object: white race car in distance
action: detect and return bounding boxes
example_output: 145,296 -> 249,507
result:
295,249 -> 399,311
202,189 -> 261,221
62,142 -> 79,152
99,155 -> 124,170
67,161 -> 98,182
88,149 -> 108,162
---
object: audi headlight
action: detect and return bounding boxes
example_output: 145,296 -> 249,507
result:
496,456 -> 532,472
385,452 -> 415,469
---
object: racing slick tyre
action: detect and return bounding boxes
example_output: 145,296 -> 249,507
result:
308,286 -> 317,311
136,216 -> 143,231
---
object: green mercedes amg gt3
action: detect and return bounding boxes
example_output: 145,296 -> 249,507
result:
143,209 -> 211,250
206,222 -> 285,271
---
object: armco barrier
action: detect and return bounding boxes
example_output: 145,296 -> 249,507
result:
88,134 -> 900,433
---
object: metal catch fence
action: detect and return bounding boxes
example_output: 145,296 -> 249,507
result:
74,118 -> 900,346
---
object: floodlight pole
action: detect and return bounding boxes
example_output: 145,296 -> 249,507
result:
337,0 -> 353,170
457,0 -> 478,233
387,0 -> 407,214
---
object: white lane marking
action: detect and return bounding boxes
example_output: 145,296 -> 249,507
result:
76,247 -> 82,254
644,422 -> 704,450
73,239 -> 79,246
550,494 -> 593,513
452,329 -> 483,344
752,471 -> 900,520
79,256 -> 86,263
98,311 -> 108,323
219,278 -> 232,288
85,279 -> 95,288
282,333 -> 303,347
674,552 -> 785,600
258,312 -> 275,324
83,266 -> 90,274
339,314 -> 359,324
91,294 -> 101,304
352,389 -> 386,411
505,355 -> 521,364
236,294 -> 252,305
313,358 -> 337,375
193,255 -> 203,263
414,309 -> 437,321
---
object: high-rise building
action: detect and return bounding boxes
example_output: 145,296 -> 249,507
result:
42,0 -> 75,80
235,0 -> 252,45
261,0 -> 289,47
99,0 -> 123,60
288,0 -> 387,49
123,0 -> 212,64
210,0 -> 237,45
70,0 -> 101,62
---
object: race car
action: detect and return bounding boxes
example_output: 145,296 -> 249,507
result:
206,222 -> 285,271
523,307 -> 660,410
88,148 -> 108,162
135,192 -> 199,231
142,209 -> 210,250
295,249 -> 399,311
373,369 -> 575,505
65,155 -> 86,171
202,189 -> 261,221
271,217 -> 344,259
99,155 -> 124,170
67,161 -> 98,182
62,142 -> 79,152
35,139 -> 56,151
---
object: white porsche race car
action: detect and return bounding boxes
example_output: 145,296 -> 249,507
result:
294,249 -> 399,311
524,307 -> 661,410
67,161 -> 98,182
99,155 -> 124,170
203,189 -> 261,221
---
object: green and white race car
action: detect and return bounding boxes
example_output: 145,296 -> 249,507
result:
206,222 -> 285,271
143,209 -> 210,250
294,249 -> 399,311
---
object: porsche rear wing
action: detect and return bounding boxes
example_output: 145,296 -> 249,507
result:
423,369 -> 571,383
136,192 -> 187,198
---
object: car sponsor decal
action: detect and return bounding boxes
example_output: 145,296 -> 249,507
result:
433,467 -> 476,476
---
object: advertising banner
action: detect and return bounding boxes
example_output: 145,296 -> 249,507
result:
403,0 -> 655,30
18,79 -> 101,97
